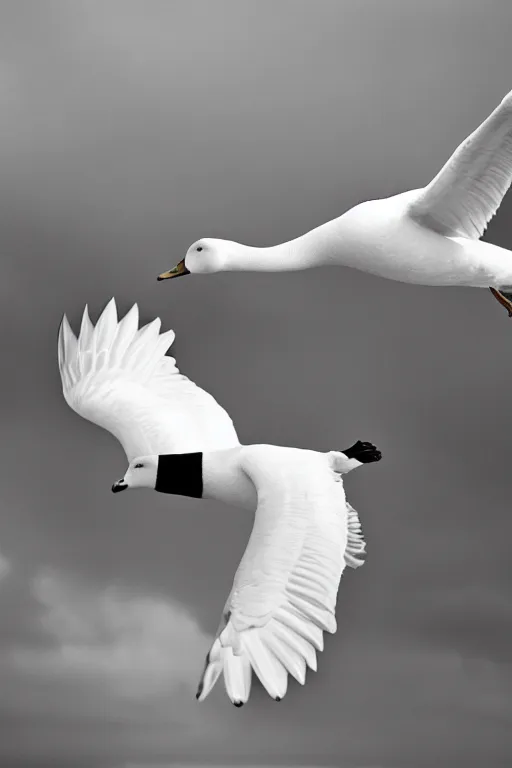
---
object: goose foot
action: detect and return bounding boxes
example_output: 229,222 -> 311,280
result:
342,440 -> 382,464
490,287 -> 512,317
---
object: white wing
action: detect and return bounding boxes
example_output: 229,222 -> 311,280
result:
58,298 -> 240,459
408,89 -> 512,239
197,447 -> 365,705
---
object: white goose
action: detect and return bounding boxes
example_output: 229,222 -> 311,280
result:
58,299 -> 381,706
158,88 -> 512,317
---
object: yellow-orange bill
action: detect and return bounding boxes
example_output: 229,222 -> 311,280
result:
157,259 -> 190,281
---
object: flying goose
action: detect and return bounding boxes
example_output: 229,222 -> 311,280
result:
57,299 -> 382,705
158,88 -> 512,317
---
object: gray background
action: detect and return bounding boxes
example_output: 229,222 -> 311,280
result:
0,0 -> 512,766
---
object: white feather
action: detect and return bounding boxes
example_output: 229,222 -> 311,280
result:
408,91 -> 512,239
58,298 -> 240,459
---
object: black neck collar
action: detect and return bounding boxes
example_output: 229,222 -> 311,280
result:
155,452 -> 203,498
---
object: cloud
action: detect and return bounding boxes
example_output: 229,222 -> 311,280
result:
0,570 -> 224,766
1,568 -> 511,768
12,570 -> 212,698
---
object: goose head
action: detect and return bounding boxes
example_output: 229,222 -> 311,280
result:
157,238 -> 234,280
111,455 -> 158,493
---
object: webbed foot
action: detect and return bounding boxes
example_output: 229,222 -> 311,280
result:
342,440 -> 382,464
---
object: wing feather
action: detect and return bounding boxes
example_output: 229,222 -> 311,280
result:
408,90 -> 512,239
58,298 -> 240,460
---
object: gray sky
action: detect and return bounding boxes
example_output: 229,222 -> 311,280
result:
1,0 -> 512,766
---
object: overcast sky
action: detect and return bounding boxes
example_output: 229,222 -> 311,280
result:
1,1 -> 512,766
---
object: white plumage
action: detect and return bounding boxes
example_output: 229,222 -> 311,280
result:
58,299 -> 379,705
407,92 -> 512,240
58,299 -> 240,459
159,88 -> 512,315
197,448 -> 368,705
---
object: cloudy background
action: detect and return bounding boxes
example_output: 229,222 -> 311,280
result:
1,0 -> 512,766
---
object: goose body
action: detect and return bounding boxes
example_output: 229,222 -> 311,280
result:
159,89 -> 512,315
58,299 -> 381,705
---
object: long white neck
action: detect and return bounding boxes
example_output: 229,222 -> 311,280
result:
223,221 -> 346,273
202,448 -> 257,510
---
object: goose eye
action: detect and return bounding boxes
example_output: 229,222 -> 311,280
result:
196,246 -> 203,252
134,463 -> 143,469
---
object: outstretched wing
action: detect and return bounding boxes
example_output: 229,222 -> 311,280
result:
58,298 -> 240,459
408,90 -> 512,239
197,447 -> 365,704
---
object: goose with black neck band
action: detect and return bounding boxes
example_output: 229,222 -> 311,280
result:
59,298 -> 383,707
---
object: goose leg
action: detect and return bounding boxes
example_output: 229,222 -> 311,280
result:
490,287 -> 512,317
